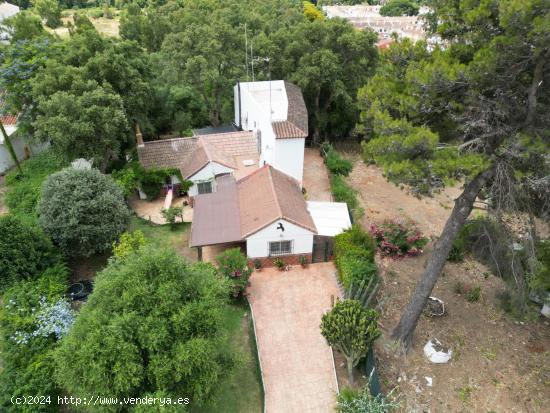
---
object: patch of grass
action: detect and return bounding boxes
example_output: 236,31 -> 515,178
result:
466,286 -> 482,302
128,216 -> 195,261
4,150 -> 66,223
458,384 -> 473,404
191,302 -> 263,413
481,347 -> 497,361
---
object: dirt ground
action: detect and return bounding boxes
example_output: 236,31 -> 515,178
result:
303,148 -> 332,202
343,157 -> 550,412
128,194 -> 193,224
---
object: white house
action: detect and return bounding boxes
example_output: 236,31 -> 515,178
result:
234,80 -> 308,184
136,130 -> 259,197
137,80 -> 308,197
190,165 -> 352,263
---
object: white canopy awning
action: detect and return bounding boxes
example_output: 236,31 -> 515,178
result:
306,201 -> 352,237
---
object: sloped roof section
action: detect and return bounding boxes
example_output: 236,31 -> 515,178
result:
238,165 -> 316,237
272,82 -> 308,139
190,175 -> 242,247
201,131 -> 258,157
137,137 -> 198,170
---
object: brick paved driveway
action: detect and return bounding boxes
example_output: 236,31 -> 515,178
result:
248,262 -> 341,413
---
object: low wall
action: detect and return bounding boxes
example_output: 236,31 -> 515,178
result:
248,253 -> 313,269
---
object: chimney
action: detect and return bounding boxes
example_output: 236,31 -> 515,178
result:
135,122 -> 144,147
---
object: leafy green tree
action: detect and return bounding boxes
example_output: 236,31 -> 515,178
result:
270,17 -> 378,142
161,206 -> 183,229
33,82 -> 130,170
54,247 -> 234,409
38,168 -> 130,257
320,299 -> 380,385
31,0 -> 61,28
303,1 -> 324,21
1,10 -> 45,42
0,215 -> 59,288
380,0 -> 419,16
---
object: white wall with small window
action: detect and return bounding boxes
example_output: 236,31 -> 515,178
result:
245,219 -> 314,258
188,162 -> 234,197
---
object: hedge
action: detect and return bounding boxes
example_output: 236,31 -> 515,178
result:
334,226 -> 377,290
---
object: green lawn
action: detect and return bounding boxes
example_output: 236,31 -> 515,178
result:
192,303 -> 264,413
128,215 -> 197,262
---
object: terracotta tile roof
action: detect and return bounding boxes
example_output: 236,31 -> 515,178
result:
200,131 -> 258,156
190,165 -> 316,247
237,165 -> 316,237
137,136 -> 198,170
0,115 -> 18,125
190,175 -> 242,247
272,82 -> 308,139
180,141 -> 209,179
138,131 -> 259,180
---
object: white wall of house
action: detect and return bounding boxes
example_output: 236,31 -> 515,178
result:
0,136 -> 48,174
274,138 -> 305,185
235,81 -> 285,171
245,219 -> 314,258
235,81 -> 306,184
187,161 -> 233,196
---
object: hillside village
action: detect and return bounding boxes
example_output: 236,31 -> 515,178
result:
0,1 -> 549,413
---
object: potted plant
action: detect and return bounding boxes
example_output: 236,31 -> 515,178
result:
253,259 -> 262,272
273,258 -> 285,271
299,255 -> 308,268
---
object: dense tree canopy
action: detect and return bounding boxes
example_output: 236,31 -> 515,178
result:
38,168 -> 130,257
0,215 -> 58,288
54,247 -> 234,410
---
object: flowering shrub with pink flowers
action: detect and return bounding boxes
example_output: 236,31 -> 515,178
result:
369,219 -> 429,258
216,247 -> 252,298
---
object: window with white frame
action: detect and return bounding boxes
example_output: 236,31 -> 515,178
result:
197,181 -> 213,194
269,240 -> 293,256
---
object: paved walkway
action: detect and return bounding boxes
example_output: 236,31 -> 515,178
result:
303,148 -> 332,201
248,263 -> 341,413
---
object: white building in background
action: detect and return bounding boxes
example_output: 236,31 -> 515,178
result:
234,80 -> 308,184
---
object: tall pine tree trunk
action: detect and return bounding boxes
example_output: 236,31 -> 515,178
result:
392,165 -> 496,349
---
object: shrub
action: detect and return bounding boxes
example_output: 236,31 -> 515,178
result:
38,167 -> 130,257
529,240 -> 550,295
112,230 -> 146,260
339,256 -> 378,291
325,148 -> 353,176
321,300 -> 380,385
253,259 -> 262,270
299,255 -> 308,267
466,286 -> 482,302
216,248 -> 252,297
337,385 -> 400,413
273,258 -> 286,270
369,219 -> 428,258
334,226 -> 379,303
331,174 -> 358,210
54,247 -> 234,405
111,166 -> 139,197
161,206 -> 183,229
0,215 -> 59,288
0,265 -> 69,411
